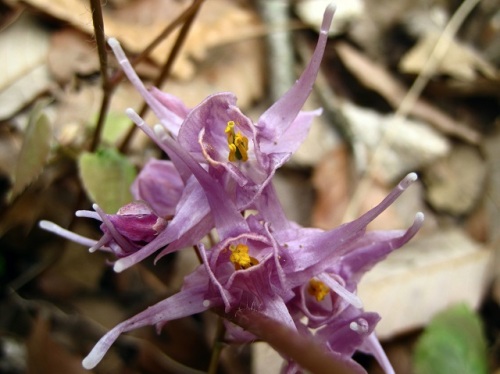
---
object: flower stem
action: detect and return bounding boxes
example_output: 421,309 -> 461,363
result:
221,309 -> 363,374
89,0 -> 113,152
208,316 -> 226,374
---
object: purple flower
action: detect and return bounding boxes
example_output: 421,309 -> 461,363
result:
99,1 -> 335,267
97,202 -> 167,253
39,201 -> 167,258
82,265 -> 211,369
40,3 -> 425,373
130,158 -> 184,218
80,169 -> 423,371
108,2 -> 333,216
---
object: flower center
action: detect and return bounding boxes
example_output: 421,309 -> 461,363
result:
229,243 -> 258,270
308,279 -> 330,302
225,121 -> 248,162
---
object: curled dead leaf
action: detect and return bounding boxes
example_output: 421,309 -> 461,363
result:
335,41 -> 481,144
400,32 -> 498,81
27,314 -> 88,374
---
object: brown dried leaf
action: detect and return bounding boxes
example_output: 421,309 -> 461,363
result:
163,38 -> 264,110
311,145 -> 352,229
422,144 -> 487,216
27,315 -> 89,374
335,41 -> 481,144
18,0 -> 260,80
0,12 -> 51,119
312,145 -> 432,231
48,28 -> 100,82
72,297 -> 126,331
39,222 -> 107,296
52,84 -> 133,148
0,189 -> 46,236
400,32 -> 498,81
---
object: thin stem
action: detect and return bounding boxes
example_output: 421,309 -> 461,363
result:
155,0 -> 203,86
131,0 -> 205,72
207,317 -> 226,374
119,0 -> 205,153
108,0 -> 205,88
91,89 -> 113,151
220,308 -> 361,374
89,0 -> 112,152
396,0 -> 481,120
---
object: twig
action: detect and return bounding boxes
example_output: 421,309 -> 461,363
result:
334,42 -> 481,143
107,0 -> 205,90
397,0 -> 482,119
154,1 -> 203,87
88,0 -> 205,153
207,316 -> 226,374
89,0 -> 112,152
124,0 -> 204,77
119,0 -> 205,153
342,0 -> 482,223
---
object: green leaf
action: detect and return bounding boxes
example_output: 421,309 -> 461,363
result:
87,111 -> 131,145
78,148 -> 136,213
9,103 -> 52,200
414,303 -> 489,374
101,112 -> 132,145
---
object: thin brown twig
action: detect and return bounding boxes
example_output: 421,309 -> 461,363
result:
88,0 -> 204,153
154,1 -> 204,87
119,0 -> 205,153
108,0 -> 205,88
130,0 -> 205,73
89,0 -> 113,152
207,316 -> 227,374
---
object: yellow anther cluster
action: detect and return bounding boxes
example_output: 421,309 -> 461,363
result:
225,121 -> 249,162
229,243 -> 258,270
308,279 -> 330,302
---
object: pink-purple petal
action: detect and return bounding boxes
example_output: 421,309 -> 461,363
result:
256,5 -> 334,141
82,282 -> 209,369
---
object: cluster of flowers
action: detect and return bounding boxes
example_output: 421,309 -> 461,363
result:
40,4 -> 423,373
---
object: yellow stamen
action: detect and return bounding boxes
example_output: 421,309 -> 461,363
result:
225,121 -> 235,143
229,244 -> 258,270
225,121 -> 249,162
308,279 -> 330,302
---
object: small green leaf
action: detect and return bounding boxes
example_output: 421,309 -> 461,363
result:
10,104 -> 52,200
101,112 -> 132,145
78,148 -> 136,213
414,303 -> 489,374
88,111 -> 132,145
